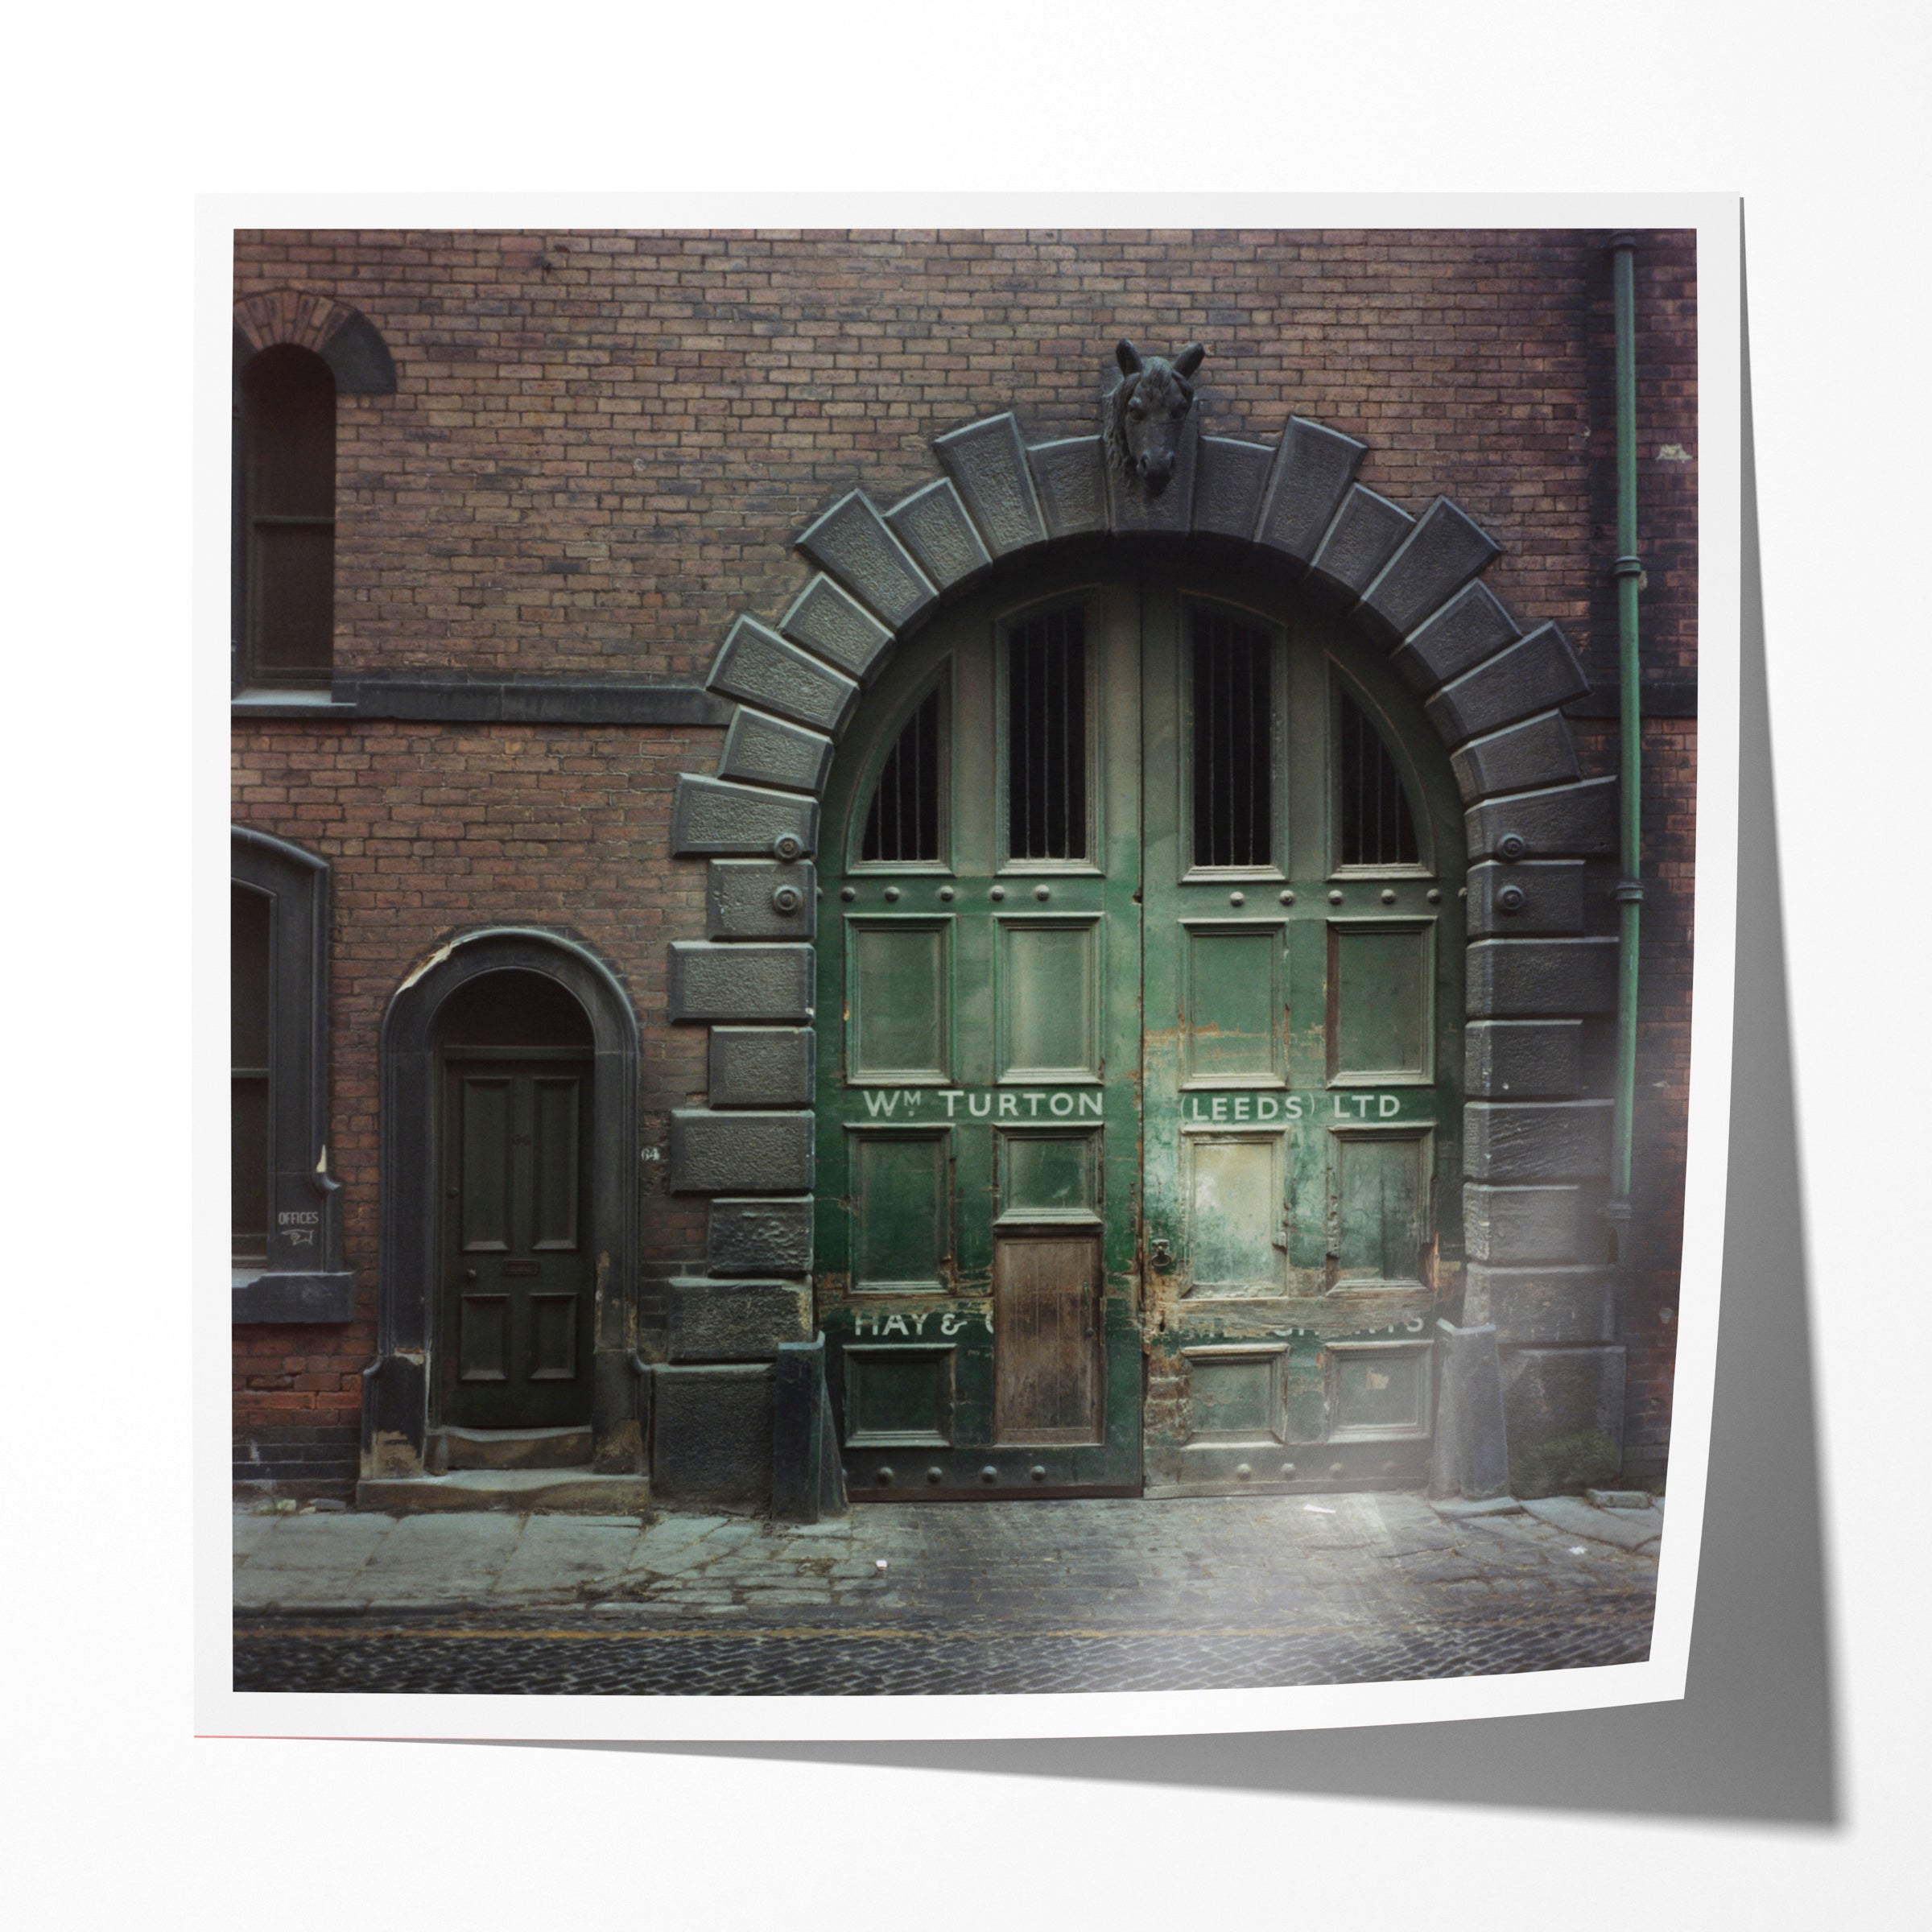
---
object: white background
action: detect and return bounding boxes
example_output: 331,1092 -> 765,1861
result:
8,3 -> 1927,1926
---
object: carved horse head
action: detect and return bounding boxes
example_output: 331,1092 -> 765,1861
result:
1108,338 -> 1207,496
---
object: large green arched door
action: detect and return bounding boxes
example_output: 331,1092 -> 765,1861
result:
815,555 -> 1465,1501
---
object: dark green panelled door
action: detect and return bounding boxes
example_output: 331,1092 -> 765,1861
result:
1137,561 -> 1464,1493
815,558 -> 1463,1500
817,563 -> 1144,1498
439,1053 -> 596,1430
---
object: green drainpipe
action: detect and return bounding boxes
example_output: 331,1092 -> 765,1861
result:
1606,234 -> 1644,1252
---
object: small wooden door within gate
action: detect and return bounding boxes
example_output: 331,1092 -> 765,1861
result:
815,558 -> 1463,1501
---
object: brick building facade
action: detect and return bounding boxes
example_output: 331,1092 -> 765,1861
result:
229,228 -> 1696,1509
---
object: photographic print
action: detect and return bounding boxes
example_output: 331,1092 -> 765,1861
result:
209,200 -> 1736,1738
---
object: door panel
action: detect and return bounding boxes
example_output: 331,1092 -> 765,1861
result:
994,1232 -> 1102,1444
1328,920 -> 1434,1082
1183,921 -> 1286,1084
1328,1126 -> 1431,1287
459,1077 -> 512,1252
849,1129 -> 949,1290
459,1293 -> 510,1383
530,1077 -> 581,1249
997,1128 -> 1100,1222
996,918 -> 1101,1081
1185,1134 -> 1285,1292
848,920 -> 952,1081
440,1056 -> 595,1430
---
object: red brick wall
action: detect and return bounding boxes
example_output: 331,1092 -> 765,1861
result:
231,228 -> 1699,1493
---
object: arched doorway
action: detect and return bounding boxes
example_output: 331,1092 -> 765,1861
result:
669,390 -> 1620,1518
432,971 -> 597,1448
814,552 -> 1468,1497
362,929 -> 643,1486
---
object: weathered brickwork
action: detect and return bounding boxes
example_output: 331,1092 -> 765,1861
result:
231,228 -> 1697,1497
230,720 -> 719,1492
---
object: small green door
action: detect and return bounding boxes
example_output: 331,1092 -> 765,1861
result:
439,1052 -> 596,1430
815,558 -> 1464,1499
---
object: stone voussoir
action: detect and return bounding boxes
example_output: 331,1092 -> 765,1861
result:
708,616 -> 859,736
717,706 -> 835,796
1450,712 -> 1582,802
886,477 -> 992,591
671,776 -> 818,860
1357,496 -> 1505,643
778,575 -> 896,685
1310,485 -> 1414,599
1253,415 -> 1367,565
1424,622 -> 1589,745
934,414 -> 1048,557
794,492 -> 936,633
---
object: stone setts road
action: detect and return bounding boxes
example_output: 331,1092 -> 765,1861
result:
232,1491 -> 1661,1696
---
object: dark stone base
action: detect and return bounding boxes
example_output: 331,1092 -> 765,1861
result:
650,1364 -> 775,1508
1501,1345 -> 1627,1497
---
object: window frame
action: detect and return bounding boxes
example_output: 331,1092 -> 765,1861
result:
850,667 -> 953,873
1327,664 -> 1435,880
234,343 -> 338,694
230,828 -> 354,1323
996,593 -> 1103,877
1179,594 -> 1289,884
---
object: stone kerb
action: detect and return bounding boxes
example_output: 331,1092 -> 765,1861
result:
668,397 -> 1624,1499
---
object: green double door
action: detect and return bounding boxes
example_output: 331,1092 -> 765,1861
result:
815,558 -> 1463,1501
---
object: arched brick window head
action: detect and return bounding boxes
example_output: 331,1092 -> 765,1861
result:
237,344 -> 336,689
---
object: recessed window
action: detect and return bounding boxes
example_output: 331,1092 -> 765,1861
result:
1337,689 -> 1419,867
1191,606 -> 1274,868
231,883 -> 273,1264
239,344 -> 336,688
1005,605 -> 1088,861
861,685 -> 943,863
230,828 -> 354,1322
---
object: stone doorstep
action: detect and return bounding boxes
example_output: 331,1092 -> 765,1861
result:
1586,1488 -> 1655,1510
356,1469 -> 651,1516
439,1424 -> 594,1472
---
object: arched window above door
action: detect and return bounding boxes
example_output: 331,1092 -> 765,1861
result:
858,679 -> 946,865
1335,687 -> 1422,870
1189,603 -> 1277,870
1003,601 -> 1091,865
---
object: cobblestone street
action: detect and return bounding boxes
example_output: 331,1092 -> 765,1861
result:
233,1491 -> 1660,1695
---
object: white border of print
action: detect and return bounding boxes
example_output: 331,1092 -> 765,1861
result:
195,192 -> 1739,1744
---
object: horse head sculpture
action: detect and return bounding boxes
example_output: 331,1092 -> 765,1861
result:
1106,338 -> 1207,497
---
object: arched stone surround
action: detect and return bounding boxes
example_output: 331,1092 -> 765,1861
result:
361,928 -> 643,1482
668,397 -> 1626,1497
